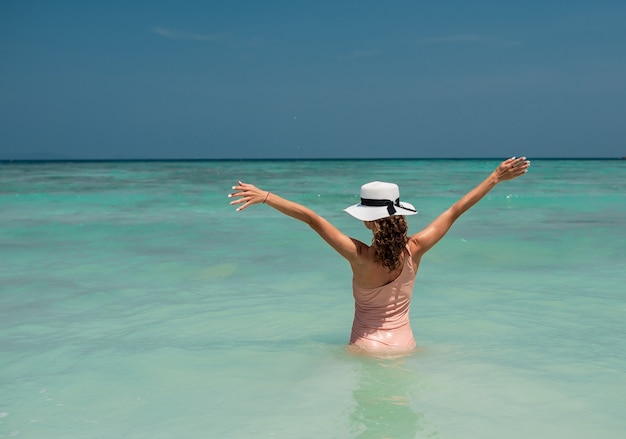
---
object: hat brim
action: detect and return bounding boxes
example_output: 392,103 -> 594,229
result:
343,202 -> 418,221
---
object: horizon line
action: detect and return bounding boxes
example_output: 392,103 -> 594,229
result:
1,157 -> 624,164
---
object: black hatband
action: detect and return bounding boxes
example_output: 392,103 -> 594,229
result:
360,197 -> 416,216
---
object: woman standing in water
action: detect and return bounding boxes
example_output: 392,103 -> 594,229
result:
228,157 -> 530,354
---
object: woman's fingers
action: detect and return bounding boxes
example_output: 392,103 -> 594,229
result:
509,158 -> 530,177
228,181 -> 265,211
495,156 -> 530,181
229,194 -> 251,211
235,201 -> 251,211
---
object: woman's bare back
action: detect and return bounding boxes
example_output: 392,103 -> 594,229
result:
350,243 -> 418,289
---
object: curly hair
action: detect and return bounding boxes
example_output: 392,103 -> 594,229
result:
371,216 -> 408,272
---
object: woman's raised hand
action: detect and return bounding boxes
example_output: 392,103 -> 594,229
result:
228,181 -> 270,211
494,157 -> 531,183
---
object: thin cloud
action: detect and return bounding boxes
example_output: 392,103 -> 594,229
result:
153,27 -> 220,42
420,35 -> 485,43
340,49 -> 380,59
418,35 -> 521,47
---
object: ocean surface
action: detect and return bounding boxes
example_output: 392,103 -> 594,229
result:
1,159 -> 625,439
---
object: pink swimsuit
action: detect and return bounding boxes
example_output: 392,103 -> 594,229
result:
350,246 -> 417,352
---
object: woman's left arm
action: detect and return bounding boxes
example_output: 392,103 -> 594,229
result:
409,157 -> 530,258
229,181 -> 363,262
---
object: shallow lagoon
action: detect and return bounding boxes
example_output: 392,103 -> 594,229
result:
1,159 -> 625,438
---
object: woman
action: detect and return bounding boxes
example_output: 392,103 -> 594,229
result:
228,157 -> 530,354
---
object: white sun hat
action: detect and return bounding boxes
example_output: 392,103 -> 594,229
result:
344,181 -> 418,221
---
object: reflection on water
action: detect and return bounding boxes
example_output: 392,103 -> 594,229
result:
349,353 -> 438,439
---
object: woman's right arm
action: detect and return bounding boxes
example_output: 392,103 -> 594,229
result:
229,181 -> 364,262
409,157 -> 530,258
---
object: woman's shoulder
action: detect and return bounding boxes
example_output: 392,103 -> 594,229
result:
353,240 -> 374,259
407,236 -> 424,264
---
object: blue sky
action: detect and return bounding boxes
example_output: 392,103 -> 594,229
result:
1,0 -> 625,159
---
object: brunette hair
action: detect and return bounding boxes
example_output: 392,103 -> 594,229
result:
371,216 -> 408,271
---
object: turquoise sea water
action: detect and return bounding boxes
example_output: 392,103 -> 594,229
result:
1,159 -> 625,439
